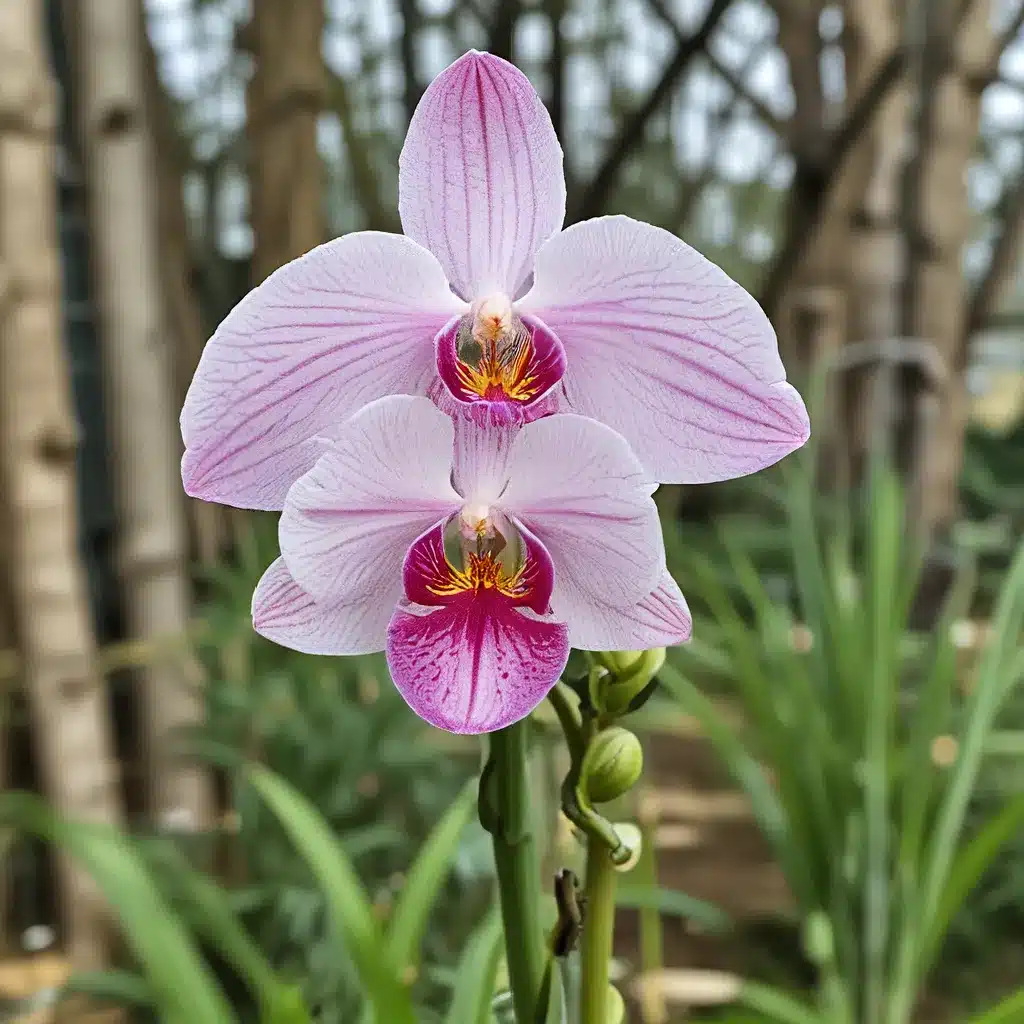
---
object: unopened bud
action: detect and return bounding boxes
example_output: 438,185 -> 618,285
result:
594,648 -> 666,714
582,727 -> 644,804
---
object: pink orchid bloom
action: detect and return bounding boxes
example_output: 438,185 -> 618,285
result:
181,50 -> 808,512
252,397 -> 691,734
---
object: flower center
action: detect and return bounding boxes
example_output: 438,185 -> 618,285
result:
454,300 -> 540,403
432,510 -> 529,600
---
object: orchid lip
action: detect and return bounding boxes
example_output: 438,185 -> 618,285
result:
435,308 -> 567,414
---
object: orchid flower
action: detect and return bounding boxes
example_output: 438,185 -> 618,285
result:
181,50 -> 808,512
251,396 -> 690,734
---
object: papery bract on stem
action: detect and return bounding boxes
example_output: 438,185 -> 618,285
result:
181,49 -> 808,510
252,397 -> 690,734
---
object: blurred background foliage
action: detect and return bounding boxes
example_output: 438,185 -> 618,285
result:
0,0 -> 1023,1022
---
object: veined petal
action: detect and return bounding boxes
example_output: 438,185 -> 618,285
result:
181,232 -> 465,510
556,571 -> 692,650
519,216 -> 810,483
279,396 -> 460,604
399,50 -> 565,300
251,557 -> 394,655
450,404 -> 519,504
500,414 -> 663,608
386,600 -> 568,734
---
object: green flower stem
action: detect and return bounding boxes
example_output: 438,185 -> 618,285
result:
579,839 -> 617,1023
481,721 -> 547,1024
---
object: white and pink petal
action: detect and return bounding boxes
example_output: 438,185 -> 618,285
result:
519,215 -> 810,484
500,414 -> 663,608
555,571 -> 692,651
399,51 -> 565,301
181,232 -> 465,510
279,396 -> 460,604
251,558 -> 395,656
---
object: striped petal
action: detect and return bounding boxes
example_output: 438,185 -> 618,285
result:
399,51 -> 565,300
519,215 -> 810,483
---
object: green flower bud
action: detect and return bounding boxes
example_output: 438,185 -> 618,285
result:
594,647 -> 666,714
581,727 -> 644,804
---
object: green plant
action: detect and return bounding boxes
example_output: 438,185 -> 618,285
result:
0,768 -> 484,1024
659,458 -> 1024,1024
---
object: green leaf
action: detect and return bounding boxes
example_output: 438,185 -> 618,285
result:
969,987 -> 1024,1024
245,765 -> 416,1024
264,984 -> 314,1024
920,792 -> 1024,972
63,969 -> 154,1008
737,981 -> 822,1024
615,883 -> 731,934
443,907 -> 504,1024
387,778 -> 477,971
862,466 -> 903,1023
0,792 -> 233,1024
141,840 -> 285,1009
919,541 -> 1024,948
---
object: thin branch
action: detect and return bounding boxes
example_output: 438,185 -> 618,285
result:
969,0 -> 1024,89
398,0 -> 423,126
899,0 -> 952,338
758,46 -> 907,317
487,0 -> 520,62
674,39 -> 777,231
548,0 -> 567,142
649,0 -> 790,140
995,0 -> 1024,61
569,0 -> 733,223
326,69 -> 400,232
967,170 -> 1024,336
703,47 -> 791,140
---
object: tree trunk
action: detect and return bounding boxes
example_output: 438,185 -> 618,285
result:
0,0 -> 122,966
842,0 -> 910,484
904,0 -> 994,534
69,0 -> 213,832
773,2 -> 852,483
247,0 -> 325,284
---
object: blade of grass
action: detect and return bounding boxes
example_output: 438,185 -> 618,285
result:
64,969 -> 154,1008
918,543 -> 1024,946
737,980 -> 822,1024
862,467 -> 903,1024
679,553 -> 820,891
920,792 -> 1024,974
141,839 -> 284,1007
387,778 -> 477,973
968,987 -> 1024,1024
0,793 -> 233,1024
245,765 -> 416,1024
443,906 -> 504,1024
899,561 -> 976,870
615,882 -> 731,934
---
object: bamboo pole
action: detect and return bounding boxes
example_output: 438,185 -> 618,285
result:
67,0 -> 213,832
0,0 -> 122,967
